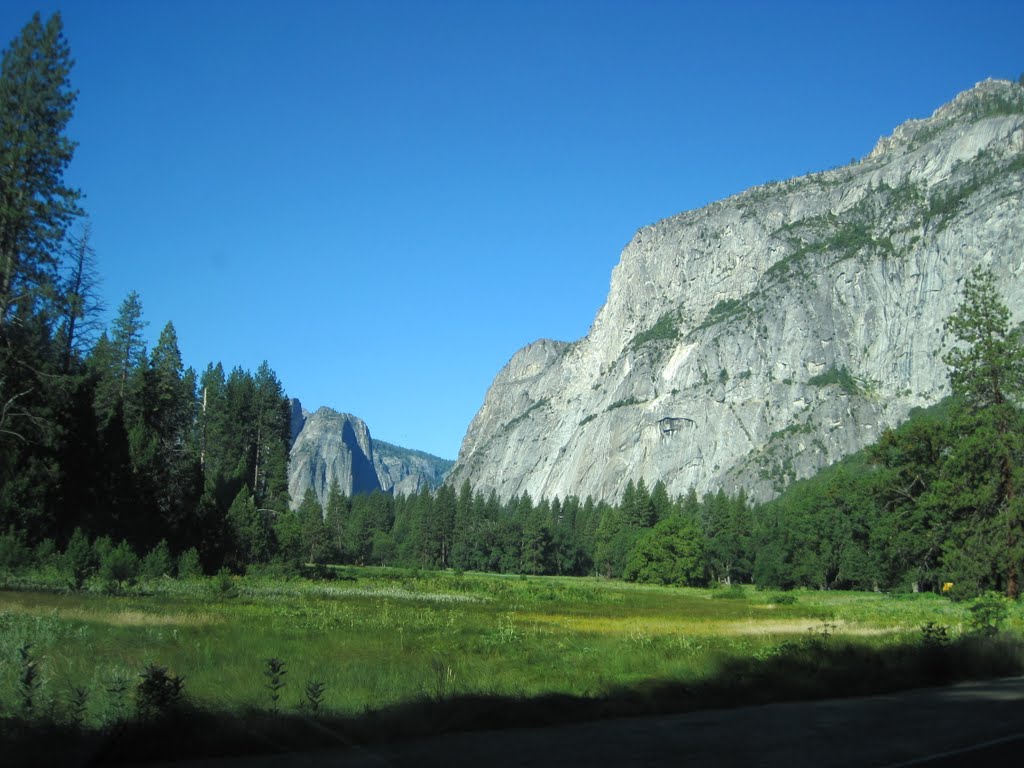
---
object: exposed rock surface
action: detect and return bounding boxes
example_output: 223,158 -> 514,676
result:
449,80 -> 1024,504
288,400 -> 452,509
374,440 -> 455,498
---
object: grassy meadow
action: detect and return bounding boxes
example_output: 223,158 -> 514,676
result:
2,569 -> 1023,762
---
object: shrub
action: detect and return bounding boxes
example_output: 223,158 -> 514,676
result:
32,538 -> 58,569
100,540 -> 140,593
142,540 -> 175,579
0,528 -> 30,573
136,663 -> 186,719
264,657 -> 287,711
302,680 -> 326,712
177,547 -> 203,578
18,643 -> 41,716
216,567 -> 238,597
966,591 -> 1008,636
920,622 -> 950,648
63,528 -> 96,590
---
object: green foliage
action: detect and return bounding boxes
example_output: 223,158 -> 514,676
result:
0,527 -> 30,573
142,539 -> 174,579
502,398 -> 550,432
62,527 -> 95,589
807,365 -> 860,395
919,621 -> 950,648
136,663 -> 186,719
0,11 -> 81,324
966,591 -> 1009,636
302,679 -> 326,712
264,657 -> 287,711
17,643 -> 40,716
605,396 -> 644,411
177,547 -> 203,578
99,540 -> 140,592
628,311 -> 680,349
942,266 -> 1023,409
623,515 -> 707,586
67,685 -> 89,726
696,298 -> 746,331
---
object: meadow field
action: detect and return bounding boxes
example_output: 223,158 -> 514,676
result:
2,569 -> 1023,763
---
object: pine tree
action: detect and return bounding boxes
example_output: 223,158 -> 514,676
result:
0,13 -> 81,535
0,12 -> 81,326
296,488 -> 327,564
56,222 -> 103,373
324,478 -> 349,562
939,266 -> 1024,597
108,291 -> 147,404
251,362 -> 290,510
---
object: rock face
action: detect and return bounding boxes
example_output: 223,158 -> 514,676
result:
288,400 -> 453,508
449,80 -> 1024,505
374,441 -> 455,497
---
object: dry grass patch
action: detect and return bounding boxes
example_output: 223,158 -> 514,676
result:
0,594 -> 221,627
520,612 -> 901,639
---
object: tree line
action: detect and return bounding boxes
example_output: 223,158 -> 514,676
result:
0,13 -> 293,573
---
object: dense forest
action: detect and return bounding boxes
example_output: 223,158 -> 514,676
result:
1,14 -> 1021,600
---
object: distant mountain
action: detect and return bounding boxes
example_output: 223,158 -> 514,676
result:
288,400 -> 452,509
448,79 -> 1024,504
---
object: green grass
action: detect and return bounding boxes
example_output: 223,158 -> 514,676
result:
1,571 -> 1022,762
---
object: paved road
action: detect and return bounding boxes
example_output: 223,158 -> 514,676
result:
156,677 -> 1024,768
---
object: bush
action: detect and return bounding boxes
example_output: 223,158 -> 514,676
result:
142,540 -> 175,579
177,547 -> 203,578
966,591 -> 1009,636
136,663 -> 186,719
216,567 -> 238,597
63,528 -> 96,590
32,538 -> 58,569
0,528 -> 30,573
100,540 -> 140,592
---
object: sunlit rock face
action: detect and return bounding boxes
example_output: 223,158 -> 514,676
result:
288,401 -> 452,508
449,80 -> 1024,504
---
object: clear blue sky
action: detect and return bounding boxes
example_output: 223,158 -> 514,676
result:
2,1 -> 1022,460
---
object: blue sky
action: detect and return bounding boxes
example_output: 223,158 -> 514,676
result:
2,1 -> 1022,460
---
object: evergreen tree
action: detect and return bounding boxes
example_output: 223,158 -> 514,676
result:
251,362 -> 290,510
0,12 -> 81,325
323,478 -> 349,562
296,488 -> 328,564
520,500 -> 552,574
56,222 -> 103,373
434,483 -> 457,568
109,291 -> 147,403
227,485 -> 273,565
938,267 -> 1024,597
0,13 -> 81,539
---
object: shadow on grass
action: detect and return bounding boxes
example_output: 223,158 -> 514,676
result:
4,633 -> 1024,766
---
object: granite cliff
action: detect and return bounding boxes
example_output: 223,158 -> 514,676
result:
449,80 -> 1024,504
288,401 -> 453,508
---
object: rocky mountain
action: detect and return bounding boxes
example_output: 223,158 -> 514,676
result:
449,79 -> 1024,505
288,400 -> 453,508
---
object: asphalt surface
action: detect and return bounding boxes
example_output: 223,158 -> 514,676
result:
153,677 -> 1024,768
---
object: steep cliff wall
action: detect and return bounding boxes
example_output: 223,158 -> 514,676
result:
449,80 -> 1024,504
288,401 -> 452,508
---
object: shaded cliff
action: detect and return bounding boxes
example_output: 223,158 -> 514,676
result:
288,400 -> 452,508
